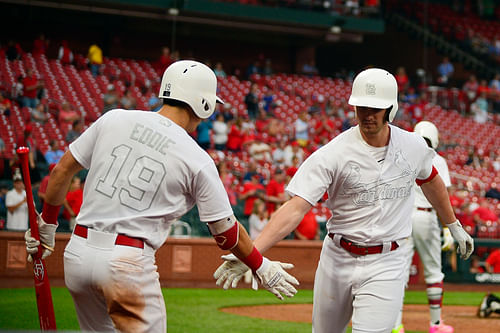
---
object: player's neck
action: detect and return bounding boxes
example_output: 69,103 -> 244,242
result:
359,124 -> 390,147
158,105 -> 199,132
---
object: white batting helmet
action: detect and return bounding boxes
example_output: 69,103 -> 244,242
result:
348,68 -> 399,122
414,120 -> 439,149
158,60 -> 224,119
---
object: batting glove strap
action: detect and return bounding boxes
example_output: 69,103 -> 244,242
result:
447,220 -> 474,260
255,257 -> 299,300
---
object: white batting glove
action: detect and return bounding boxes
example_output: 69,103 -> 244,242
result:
441,227 -> 454,251
447,220 -> 474,260
24,214 -> 58,262
254,257 -> 299,300
214,254 -> 250,290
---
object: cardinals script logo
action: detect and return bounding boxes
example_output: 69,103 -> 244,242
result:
33,260 -> 45,281
341,149 -> 415,206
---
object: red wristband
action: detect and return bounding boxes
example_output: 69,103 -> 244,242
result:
241,246 -> 263,272
42,203 -> 61,224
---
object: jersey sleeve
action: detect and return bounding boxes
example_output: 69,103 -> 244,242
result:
193,161 -> 233,222
286,152 -> 332,205
415,137 -> 437,182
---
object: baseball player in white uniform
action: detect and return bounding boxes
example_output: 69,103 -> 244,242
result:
214,68 -> 474,333
392,121 -> 455,333
24,60 -> 298,332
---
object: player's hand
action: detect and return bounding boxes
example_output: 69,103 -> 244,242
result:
214,254 -> 250,290
441,227 -> 454,251
447,220 -> 474,260
24,214 -> 58,262
255,257 -> 299,300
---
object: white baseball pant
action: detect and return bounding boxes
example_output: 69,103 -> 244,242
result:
64,228 -> 166,332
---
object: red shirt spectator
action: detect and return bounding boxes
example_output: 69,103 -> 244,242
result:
62,177 -> 83,221
472,205 -> 498,222
58,40 -> 74,65
227,121 -> 243,152
22,71 -> 39,99
32,34 -> 49,56
295,209 -> 318,240
239,175 -> 265,216
485,249 -> 500,273
265,170 -> 286,215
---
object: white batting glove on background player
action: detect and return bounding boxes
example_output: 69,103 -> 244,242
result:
214,254 -> 250,290
24,214 -> 58,262
441,227 -> 454,251
447,220 -> 474,260
255,257 -> 299,300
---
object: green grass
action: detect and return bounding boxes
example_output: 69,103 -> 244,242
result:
0,288 -> 488,332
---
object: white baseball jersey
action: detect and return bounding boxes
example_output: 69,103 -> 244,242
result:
414,153 -> 451,208
69,109 -> 233,249
287,124 -> 435,244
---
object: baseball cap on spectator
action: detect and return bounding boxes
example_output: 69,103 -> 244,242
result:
13,172 -> 22,182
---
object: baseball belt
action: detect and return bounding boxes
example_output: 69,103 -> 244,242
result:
328,233 -> 399,256
416,207 -> 433,212
74,224 -> 144,249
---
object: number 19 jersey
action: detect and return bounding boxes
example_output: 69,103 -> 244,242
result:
69,110 -> 233,249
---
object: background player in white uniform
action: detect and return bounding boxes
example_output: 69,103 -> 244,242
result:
392,121 -> 455,333
214,68 -> 474,333
24,60 -> 298,333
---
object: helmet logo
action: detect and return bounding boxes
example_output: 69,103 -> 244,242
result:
366,83 -> 376,95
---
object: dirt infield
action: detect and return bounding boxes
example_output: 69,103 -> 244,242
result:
221,303 -> 500,331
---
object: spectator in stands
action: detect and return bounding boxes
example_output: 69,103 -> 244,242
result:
490,73 -> 500,91
102,84 -> 119,114
156,46 -> 173,74
485,183 -> 500,200
5,40 -> 22,61
248,137 -> 272,162
246,60 -> 261,79
120,89 -> 137,110
6,171 -> 28,231
239,173 -> 265,219
436,57 -> 454,86
30,102 -> 49,124
66,119 -> 84,144
249,198 -> 269,240
313,112 -> 335,145
469,255 -> 486,274
213,62 -> 227,78
262,59 -> 273,76
0,184 -> 8,227
294,209 -> 319,240
32,33 -> 49,57
217,162 -> 237,206
471,92 -> 489,123
37,163 -> 56,209
341,111 -> 356,131
286,155 -> 300,180
302,60 -> 319,76
284,141 -> 304,167
212,113 -> 229,151
58,40 -> 74,65
294,111 -> 309,147
472,200 -> 498,225
272,139 -> 287,167
395,66 -> 410,94
196,118 -> 212,150
44,139 -> 64,165
61,176 -> 83,232
220,103 -> 235,122
485,248 -> 500,273
265,168 -> 287,216
11,75 -> 24,106
244,83 -> 260,120
58,101 -> 80,132
0,91 -> 12,117
22,69 -> 42,108
243,160 -> 260,183
88,43 -> 103,77
227,118 -> 243,152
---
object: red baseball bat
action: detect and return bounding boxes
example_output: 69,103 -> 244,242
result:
17,147 -> 57,330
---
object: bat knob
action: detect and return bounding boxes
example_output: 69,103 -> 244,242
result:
16,146 -> 30,154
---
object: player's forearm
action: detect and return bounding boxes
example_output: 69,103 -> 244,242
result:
230,223 -> 256,259
421,175 -> 456,225
254,196 -> 311,253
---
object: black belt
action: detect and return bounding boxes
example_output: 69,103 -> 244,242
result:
328,233 -> 398,256
74,224 -> 144,249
